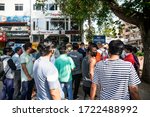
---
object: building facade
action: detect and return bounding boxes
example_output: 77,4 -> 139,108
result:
0,0 -> 81,47
0,0 -> 31,45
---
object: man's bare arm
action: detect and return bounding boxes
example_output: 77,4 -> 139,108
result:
129,85 -> 140,100
90,83 -> 97,100
89,58 -> 96,80
50,88 -> 61,100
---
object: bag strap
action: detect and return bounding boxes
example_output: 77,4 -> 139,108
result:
3,68 -> 10,77
1,57 -> 10,61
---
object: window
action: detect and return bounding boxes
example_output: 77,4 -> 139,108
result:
33,21 -> 36,30
46,21 -> 49,30
0,3 -> 5,11
50,18 -> 65,30
48,4 -> 57,10
33,4 -> 42,10
15,4 -> 23,11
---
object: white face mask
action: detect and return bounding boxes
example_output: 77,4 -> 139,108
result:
121,50 -> 126,58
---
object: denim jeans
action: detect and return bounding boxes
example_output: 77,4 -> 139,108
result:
13,70 -> 21,100
21,79 -> 34,100
60,80 -> 73,100
0,78 -> 14,100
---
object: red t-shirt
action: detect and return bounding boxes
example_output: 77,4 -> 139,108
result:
124,53 -> 135,65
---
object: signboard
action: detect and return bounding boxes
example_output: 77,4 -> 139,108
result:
65,30 -> 80,34
93,35 -> 106,44
6,31 -> 29,37
0,16 -> 30,22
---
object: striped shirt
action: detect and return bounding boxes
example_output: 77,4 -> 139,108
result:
93,59 -> 141,100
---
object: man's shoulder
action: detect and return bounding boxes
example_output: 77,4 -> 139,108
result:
118,59 -> 132,65
12,53 -> 19,58
0,55 -> 10,58
20,52 -> 26,57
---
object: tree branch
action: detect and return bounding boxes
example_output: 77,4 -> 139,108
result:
100,0 -> 144,26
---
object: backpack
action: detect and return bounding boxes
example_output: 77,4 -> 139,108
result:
0,57 -> 9,81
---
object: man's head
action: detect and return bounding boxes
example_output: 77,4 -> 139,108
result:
23,42 -> 33,53
15,47 -> 23,55
72,43 -> 79,50
80,42 -> 85,48
59,46 -> 67,54
3,47 -> 13,56
124,44 -> 133,53
109,40 -> 124,56
37,39 -> 55,57
88,43 -> 97,57
97,42 -> 103,48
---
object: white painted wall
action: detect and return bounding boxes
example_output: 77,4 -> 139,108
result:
0,0 -> 30,16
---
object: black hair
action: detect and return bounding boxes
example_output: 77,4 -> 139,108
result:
109,40 -> 124,55
132,47 -> 138,53
86,43 -> 97,57
59,46 -> 66,54
124,44 -> 133,52
72,43 -> 79,50
80,42 -> 84,45
37,39 -> 55,56
3,47 -> 13,55
15,47 -> 22,53
23,42 -> 32,51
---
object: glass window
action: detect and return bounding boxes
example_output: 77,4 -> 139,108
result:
33,21 -> 36,30
15,4 -> 23,11
33,4 -> 42,11
50,18 -> 65,30
46,21 -> 49,30
0,3 -> 5,11
49,4 -> 57,10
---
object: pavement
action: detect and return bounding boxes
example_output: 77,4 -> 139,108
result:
76,81 -> 150,100
0,80 -> 150,100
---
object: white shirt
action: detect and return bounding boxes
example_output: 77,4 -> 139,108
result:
33,57 -> 61,100
1,55 -> 15,79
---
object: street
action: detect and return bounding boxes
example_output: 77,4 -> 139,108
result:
0,80 -> 150,100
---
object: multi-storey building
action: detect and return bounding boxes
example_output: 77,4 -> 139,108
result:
0,0 -> 81,48
0,0 -> 31,47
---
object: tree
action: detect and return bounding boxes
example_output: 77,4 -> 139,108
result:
99,0 -> 150,83
36,0 -> 150,83
56,0 -> 110,42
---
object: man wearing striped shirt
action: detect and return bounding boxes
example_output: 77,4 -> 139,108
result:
90,40 -> 141,100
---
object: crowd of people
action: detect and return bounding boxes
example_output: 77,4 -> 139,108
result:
0,38 -> 141,100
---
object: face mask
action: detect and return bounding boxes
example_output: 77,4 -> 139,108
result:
121,50 -> 126,58
91,52 -> 97,57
